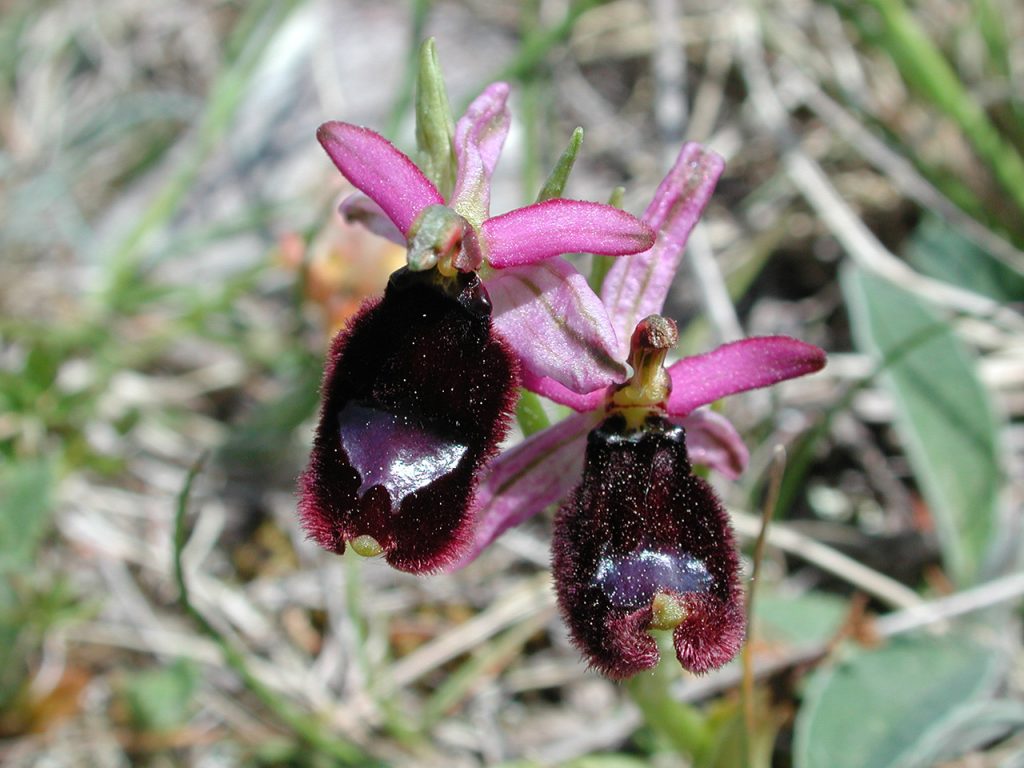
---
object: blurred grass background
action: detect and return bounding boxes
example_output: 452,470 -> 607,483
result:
1,0 -> 1022,766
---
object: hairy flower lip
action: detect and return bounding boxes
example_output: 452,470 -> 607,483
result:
552,413 -> 745,679
317,122 -> 444,237
298,268 -> 518,573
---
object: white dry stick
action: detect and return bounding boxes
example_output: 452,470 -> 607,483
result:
733,4 -> 1024,332
310,558 -> 359,695
874,569 -> 1024,636
731,509 -> 924,609
649,0 -> 746,347
651,0 -> 688,155
688,12 -> 735,143
688,222 -> 747,344
812,4 -> 867,98
377,575 -> 556,693
70,622 -> 223,666
778,63 -> 1024,274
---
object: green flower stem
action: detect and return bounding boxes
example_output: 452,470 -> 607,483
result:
174,458 -> 377,766
414,38 -> 457,200
626,635 -> 711,760
863,0 -> 1024,214
515,389 -> 551,436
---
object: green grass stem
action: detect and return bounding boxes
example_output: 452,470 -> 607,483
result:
862,0 -> 1024,214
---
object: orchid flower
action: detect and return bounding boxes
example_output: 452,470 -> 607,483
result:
299,43 -> 654,574
453,143 -> 827,678
317,83 -> 654,395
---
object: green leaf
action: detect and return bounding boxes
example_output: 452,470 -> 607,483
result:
515,389 -> 551,437
122,658 -> 200,732
414,38 -> 456,200
755,591 -> 850,646
906,699 -> 1024,766
903,214 -> 1024,302
0,460 -> 55,572
842,265 -> 1002,585
794,635 -> 1002,768
536,126 -> 583,202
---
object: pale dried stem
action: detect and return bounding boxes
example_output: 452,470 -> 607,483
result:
687,222 -> 746,344
731,509 -> 924,609
375,575 -> 556,693
778,63 -> 1024,275
734,3 -> 1024,332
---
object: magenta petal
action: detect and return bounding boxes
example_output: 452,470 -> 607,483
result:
489,260 -> 628,393
338,193 -> 406,245
451,82 -> 511,227
317,122 -> 443,237
481,199 -> 656,269
666,336 -> 827,417
521,370 -> 608,412
552,414 -> 744,678
671,410 -> 749,480
448,410 -> 601,571
601,144 -> 724,357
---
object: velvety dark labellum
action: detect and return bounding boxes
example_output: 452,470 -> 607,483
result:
299,268 -> 518,573
553,413 -> 744,679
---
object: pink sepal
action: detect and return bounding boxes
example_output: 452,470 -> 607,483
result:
666,337 -> 827,416
601,144 -> 724,357
338,193 -> 406,245
317,122 -> 443,236
482,199 -> 655,268
488,260 -> 627,394
671,409 -> 749,479
520,370 -> 608,412
452,82 -> 511,227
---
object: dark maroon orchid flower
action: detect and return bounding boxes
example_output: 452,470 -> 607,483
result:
299,72 -> 655,573
299,268 -> 518,572
553,410 -> 745,678
450,144 -> 826,677
553,317 -> 747,679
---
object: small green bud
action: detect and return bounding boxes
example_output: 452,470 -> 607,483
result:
536,127 -> 584,202
415,38 -> 457,200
